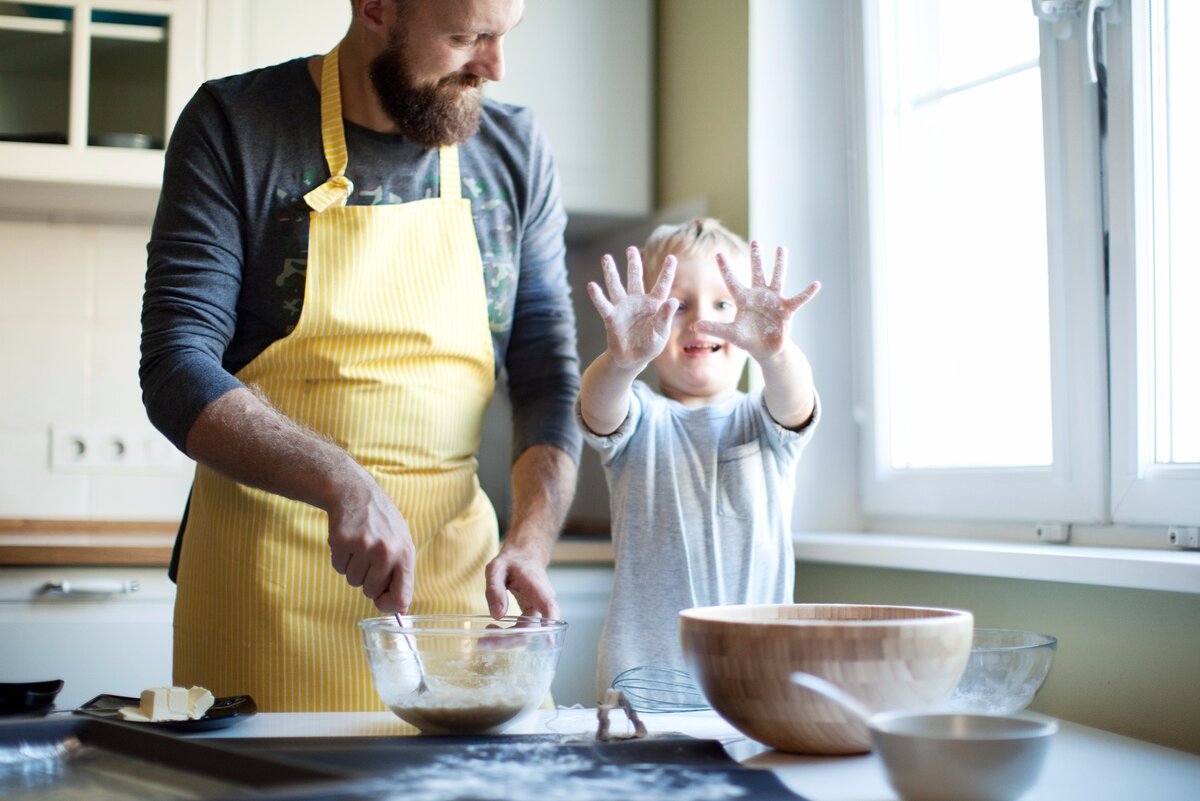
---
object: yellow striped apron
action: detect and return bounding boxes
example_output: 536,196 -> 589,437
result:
173,45 -> 498,711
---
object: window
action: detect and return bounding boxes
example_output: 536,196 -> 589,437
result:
853,0 -> 1198,532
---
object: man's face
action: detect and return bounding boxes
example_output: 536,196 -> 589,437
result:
368,0 -> 523,147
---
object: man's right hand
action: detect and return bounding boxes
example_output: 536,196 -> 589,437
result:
325,463 -> 416,614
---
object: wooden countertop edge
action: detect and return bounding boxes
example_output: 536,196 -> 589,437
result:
0,519 -> 614,567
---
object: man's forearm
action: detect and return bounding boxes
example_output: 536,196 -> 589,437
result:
503,444 -> 578,559
184,386 -> 361,513
184,388 -> 416,611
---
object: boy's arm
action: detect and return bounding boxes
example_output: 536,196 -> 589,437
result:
756,343 -> 817,429
579,351 -> 644,435
579,248 -> 678,436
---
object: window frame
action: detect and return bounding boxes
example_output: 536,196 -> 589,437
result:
852,0 -> 1110,527
1107,0 -> 1200,525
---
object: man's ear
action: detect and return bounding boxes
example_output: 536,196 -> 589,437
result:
354,0 -> 391,34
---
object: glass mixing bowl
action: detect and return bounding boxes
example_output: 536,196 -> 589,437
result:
941,628 -> 1057,715
360,615 -> 567,734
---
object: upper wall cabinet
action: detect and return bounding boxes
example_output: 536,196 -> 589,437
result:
0,0 -> 204,220
202,0 -> 349,81
485,0 -> 654,218
0,0 -> 653,221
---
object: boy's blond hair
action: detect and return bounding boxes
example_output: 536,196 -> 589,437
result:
642,217 -> 751,279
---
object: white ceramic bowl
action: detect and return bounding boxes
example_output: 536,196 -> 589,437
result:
872,711 -> 1058,801
942,629 -> 1057,714
360,615 -> 566,734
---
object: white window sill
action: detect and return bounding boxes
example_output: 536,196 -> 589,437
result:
794,532 -> 1200,595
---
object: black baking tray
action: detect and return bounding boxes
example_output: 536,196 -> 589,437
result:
201,733 -> 814,800
0,716 -> 349,800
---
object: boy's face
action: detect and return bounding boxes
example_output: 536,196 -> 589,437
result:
652,251 -> 749,406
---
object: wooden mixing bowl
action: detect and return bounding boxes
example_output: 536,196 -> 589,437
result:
679,604 -> 974,755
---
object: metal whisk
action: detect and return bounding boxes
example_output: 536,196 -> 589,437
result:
610,666 -> 711,713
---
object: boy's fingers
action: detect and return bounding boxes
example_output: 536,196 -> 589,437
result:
601,255 -> 626,301
749,241 -> 766,287
586,282 -> 615,318
649,255 -> 677,300
653,297 -> 679,334
625,247 -> 645,295
693,319 -> 734,341
771,246 -> 788,293
785,280 -> 822,311
714,253 -> 745,294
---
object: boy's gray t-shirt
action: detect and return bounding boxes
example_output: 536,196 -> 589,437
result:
578,380 -> 819,698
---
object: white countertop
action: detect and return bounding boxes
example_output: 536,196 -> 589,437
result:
191,707 -> 1200,801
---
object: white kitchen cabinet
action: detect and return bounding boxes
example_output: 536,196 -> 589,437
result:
546,564 -> 612,707
0,0 -> 653,220
486,0 -> 654,217
206,0 -> 654,218
0,0 -> 205,220
202,0 -> 350,80
0,566 -> 175,710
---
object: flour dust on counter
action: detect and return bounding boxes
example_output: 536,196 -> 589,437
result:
229,734 -> 808,801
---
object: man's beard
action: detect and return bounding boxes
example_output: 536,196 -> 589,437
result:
368,28 -> 484,148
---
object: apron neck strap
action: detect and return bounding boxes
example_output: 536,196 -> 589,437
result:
304,45 -> 463,210
304,45 -> 353,212
438,144 -> 461,201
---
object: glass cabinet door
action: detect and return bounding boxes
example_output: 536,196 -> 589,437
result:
89,8 -> 169,149
0,2 -> 72,145
0,1 -> 178,152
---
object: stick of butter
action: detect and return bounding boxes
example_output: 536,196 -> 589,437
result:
187,686 -> 215,720
117,685 -> 214,722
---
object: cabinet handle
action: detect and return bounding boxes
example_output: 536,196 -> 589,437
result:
40,579 -> 141,596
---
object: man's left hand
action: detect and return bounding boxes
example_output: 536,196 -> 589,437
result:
485,539 -> 560,620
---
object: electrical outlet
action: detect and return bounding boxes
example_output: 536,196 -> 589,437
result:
1167,527 -> 1200,550
49,425 -> 187,473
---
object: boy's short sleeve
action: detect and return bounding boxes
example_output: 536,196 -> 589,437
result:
574,380 -> 649,466
755,387 -> 821,463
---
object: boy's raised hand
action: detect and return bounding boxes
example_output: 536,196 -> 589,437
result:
694,242 -> 820,361
587,248 -> 680,371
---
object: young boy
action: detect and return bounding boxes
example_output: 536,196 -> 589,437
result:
577,218 -> 821,699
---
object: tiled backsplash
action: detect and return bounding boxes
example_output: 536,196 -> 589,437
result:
0,219 -> 195,521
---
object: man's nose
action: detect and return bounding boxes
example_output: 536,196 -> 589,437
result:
468,40 -> 505,82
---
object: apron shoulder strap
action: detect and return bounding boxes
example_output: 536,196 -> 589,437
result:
438,144 -> 461,200
305,45 -> 354,212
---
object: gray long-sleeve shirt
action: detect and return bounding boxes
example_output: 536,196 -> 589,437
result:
579,381 -> 819,699
140,57 -> 581,464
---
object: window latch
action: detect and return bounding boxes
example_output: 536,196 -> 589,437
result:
1031,0 -> 1114,83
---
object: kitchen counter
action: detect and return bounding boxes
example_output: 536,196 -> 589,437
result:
190,707 -> 1200,801
0,519 -> 614,566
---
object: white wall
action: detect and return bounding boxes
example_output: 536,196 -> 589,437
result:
748,1 -> 862,532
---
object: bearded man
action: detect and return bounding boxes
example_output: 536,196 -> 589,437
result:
141,0 -> 581,711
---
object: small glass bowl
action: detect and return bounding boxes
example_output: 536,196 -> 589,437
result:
942,628 -> 1057,715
